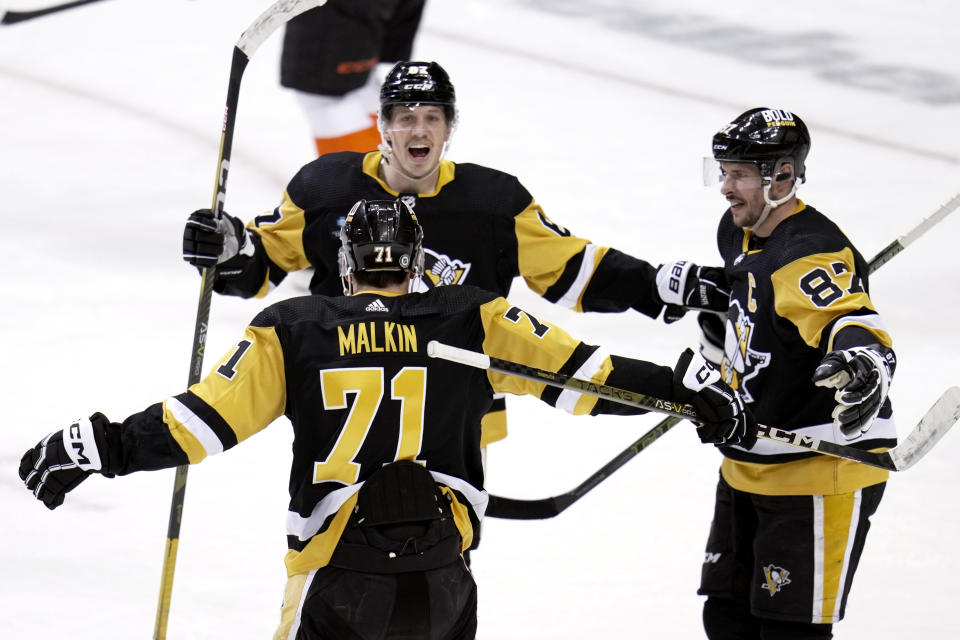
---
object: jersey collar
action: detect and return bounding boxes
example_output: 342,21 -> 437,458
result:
362,151 -> 455,197
741,199 -> 808,253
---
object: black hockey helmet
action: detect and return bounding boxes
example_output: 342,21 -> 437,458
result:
712,108 -> 810,183
379,61 -> 457,123
339,199 -> 424,277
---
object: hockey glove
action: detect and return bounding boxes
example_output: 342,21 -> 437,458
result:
812,345 -> 896,439
655,261 -> 730,324
19,413 -> 114,510
697,311 -> 726,366
672,348 -> 756,449
182,209 -> 250,268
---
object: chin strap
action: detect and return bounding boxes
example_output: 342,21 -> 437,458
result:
746,180 -> 798,231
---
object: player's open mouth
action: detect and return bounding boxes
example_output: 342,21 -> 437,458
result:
408,145 -> 430,160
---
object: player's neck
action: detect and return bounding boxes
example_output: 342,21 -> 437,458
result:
753,196 -> 798,237
380,159 -> 440,195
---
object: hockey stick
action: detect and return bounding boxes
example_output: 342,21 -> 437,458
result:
486,415 -> 681,520
483,193 -> 960,519
429,340 -> 960,471
152,2 -> 325,639
1,0 -> 109,24
867,191 -> 960,271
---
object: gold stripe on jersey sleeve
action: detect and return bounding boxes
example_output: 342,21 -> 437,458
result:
478,297 -> 600,414
248,189 -> 310,287
163,402 -> 207,464
189,325 -> 287,444
721,455 -> 888,496
514,201 -> 592,299
283,492 -> 359,577
771,248 -> 879,349
826,314 -> 892,351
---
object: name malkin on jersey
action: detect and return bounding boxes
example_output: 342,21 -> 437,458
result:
338,322 -> 418,356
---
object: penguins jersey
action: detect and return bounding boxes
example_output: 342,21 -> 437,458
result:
104,285 -> 676,577
214,150 -> 661,315
212,150 -> 662,445
714,200 -> 897,496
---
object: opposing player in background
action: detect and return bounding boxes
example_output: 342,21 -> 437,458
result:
280,0 -> 427,156
657,109 -> 897,639
182,61 -> 702,448
22,199 -> 754,640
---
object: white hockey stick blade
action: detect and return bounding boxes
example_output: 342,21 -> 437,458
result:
237,0 -> 326,57
889,386 -> 960,471
427,340 -> 491,370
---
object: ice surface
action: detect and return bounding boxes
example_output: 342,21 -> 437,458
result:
2,0 -> 958,637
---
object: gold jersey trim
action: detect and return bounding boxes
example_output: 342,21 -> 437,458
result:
721,454 -> 889,496
247,189 -> 310,294
361,151 -> 455,197
771,246 -> 878,349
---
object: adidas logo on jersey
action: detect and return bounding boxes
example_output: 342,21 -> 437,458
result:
365,298 -> 390,312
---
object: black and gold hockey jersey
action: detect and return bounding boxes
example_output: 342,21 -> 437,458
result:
215,151 -> 660,315
213,150 -> 662,445
106,285 -> 675,577
714,200 -> 896,496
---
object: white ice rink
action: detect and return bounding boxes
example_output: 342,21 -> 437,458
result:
2,0 -> 959,637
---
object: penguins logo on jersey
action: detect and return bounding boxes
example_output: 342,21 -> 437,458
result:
417,248 -> 472,289
721,299 -> 770,403
761,564 -> 792,597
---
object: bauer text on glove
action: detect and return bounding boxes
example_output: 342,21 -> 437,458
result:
654,261 -> 730,323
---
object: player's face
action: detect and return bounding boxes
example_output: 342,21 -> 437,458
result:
382,105 -> 451,178
719,162 -> 765,227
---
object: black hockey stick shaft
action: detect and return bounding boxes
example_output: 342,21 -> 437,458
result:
486,416 -> 680,519
1,0 -> 109,24
484,195 -> 960,519
153,2 -> 325,638
428,341 -> 910,471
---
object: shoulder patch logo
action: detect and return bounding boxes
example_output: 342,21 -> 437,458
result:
761,564 -> 792,596
416,248 -> 472,289
364,298 -> 390,312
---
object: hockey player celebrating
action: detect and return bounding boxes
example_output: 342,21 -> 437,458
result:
182,60 -> 677,447
22,199 -> 753,640
656,109 -> 897,639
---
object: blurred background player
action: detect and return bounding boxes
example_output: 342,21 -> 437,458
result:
22,198 -> 754,640
656,108 -> 897,639
183,60 -> 687,450
280,0 -> 428,156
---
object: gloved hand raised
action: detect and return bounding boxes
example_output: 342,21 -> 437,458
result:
19,414 -> 114,510
672,348 -> 756,449
182,209 -> 249,268
813,345 -> 896,439
655,261 -> 730,323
